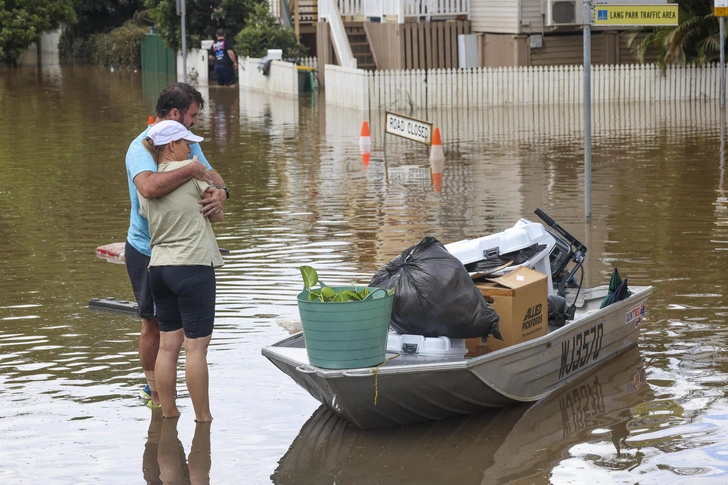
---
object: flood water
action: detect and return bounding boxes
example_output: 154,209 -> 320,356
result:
2,63 -> 728,484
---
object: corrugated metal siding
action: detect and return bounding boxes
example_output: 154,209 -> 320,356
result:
531,34 -> 605,65
471,1 -> 519,34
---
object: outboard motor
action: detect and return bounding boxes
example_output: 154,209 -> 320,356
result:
534,208 -> 588,320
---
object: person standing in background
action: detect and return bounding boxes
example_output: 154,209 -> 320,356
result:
209,28 -> 238,86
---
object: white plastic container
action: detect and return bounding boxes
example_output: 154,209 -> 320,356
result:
387,332 -> 467,357
445,219 -> 556,295
267,49 -> 283,60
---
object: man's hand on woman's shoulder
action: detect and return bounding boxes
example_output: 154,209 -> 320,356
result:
188,156 -> 213,185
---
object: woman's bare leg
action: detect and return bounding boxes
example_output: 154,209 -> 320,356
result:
157,415 -> 185,484
184,334 -> 213,422
156,328 -> 184,417
189,420 -> 212,484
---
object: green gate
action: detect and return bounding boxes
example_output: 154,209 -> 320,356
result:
141,33 -> 176,112
141,33 -> 175,74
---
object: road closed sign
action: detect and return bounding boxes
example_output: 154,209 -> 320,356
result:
385,112 -> 433,145
592,4 -> 678,26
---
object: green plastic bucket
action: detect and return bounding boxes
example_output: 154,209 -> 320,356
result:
297,286 -> 393,369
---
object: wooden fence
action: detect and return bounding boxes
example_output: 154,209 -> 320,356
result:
325,63 -> 725,110
401,20 -> 469,70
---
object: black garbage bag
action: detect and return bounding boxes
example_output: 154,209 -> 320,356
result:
258,57 -> 273,76
547,294 -> 567,328
370,236 -> 502,340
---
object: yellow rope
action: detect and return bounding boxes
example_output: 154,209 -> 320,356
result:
371,353 -> 400,406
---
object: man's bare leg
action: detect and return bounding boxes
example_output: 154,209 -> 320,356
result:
140,316 -> 161,406
184,335 -> 213,422
156,329 -> 184,418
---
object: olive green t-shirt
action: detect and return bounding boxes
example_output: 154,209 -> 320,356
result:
138,160 -> 224,268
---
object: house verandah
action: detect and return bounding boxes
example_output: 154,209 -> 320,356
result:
271,0 -> 650,87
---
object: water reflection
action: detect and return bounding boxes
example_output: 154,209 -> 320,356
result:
143,410 -> 212,485
3,64 -> 728,483
272,346 -> 654,484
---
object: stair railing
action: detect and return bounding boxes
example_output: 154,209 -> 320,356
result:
279,0 -> 294,28
323,0 -> 356,68
320,0 -> 469,23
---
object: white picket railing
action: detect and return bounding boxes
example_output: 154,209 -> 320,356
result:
324,63 -> 724,110
299,57 -> 318,70
319,0 -> 468,22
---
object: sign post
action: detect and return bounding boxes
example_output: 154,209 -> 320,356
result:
717,1 -> 728,109
584,0 -> 592,221
582,1 -> 678,221
177,0 -> 187,83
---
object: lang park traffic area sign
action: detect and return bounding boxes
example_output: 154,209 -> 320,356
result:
385,112 -> 433,145
592,4 -> 678,26
717,0 -> 728,17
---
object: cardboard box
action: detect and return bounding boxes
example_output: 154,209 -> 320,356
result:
466,266 -> 548,356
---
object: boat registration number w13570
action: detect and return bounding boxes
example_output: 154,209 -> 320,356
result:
558,323 -> 603,379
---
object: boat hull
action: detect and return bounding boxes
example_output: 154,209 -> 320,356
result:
263,285 -> 652,429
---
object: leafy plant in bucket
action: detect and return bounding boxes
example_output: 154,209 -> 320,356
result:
300,266 -> 392,302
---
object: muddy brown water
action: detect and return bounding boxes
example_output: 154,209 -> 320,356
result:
2,64 -> 728,484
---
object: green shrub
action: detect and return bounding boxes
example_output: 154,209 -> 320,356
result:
145,0 -> 259,52
60,20 -> 149,69
234,4 -> 307,58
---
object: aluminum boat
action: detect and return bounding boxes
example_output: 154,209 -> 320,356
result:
262,210 -> 653,429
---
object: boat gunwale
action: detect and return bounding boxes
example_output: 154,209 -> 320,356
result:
262,285 -> 653,379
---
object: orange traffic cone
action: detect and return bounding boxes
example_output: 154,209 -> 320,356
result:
148,115 -> 154,125
432,173 -> 442,192
429,128 -> 444,189
360,121 -> 371,169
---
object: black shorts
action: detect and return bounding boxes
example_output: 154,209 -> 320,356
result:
214,65 -> 236,86
125,241 -> 156,319
149,265 -> 216,339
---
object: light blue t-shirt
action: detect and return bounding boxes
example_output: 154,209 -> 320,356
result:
125,126 -> 211,256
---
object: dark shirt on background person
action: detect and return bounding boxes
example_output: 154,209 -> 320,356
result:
209,28 -> 238,86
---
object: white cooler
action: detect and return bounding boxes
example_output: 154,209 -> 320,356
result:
445,218 -> 556,295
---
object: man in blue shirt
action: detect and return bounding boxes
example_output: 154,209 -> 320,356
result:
125,83 -> 228,407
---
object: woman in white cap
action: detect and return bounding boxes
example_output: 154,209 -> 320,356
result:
139,120 -> 223,422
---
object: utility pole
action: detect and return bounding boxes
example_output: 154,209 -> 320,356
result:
178,0 -> 187,83
583,0 -> 592,221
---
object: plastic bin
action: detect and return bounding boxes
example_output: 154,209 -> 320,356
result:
387,332 -> 467,357
297,66 -> 315,93
297,287 -> 393,369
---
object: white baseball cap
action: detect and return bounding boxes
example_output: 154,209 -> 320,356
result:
147,120 -> 204,146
